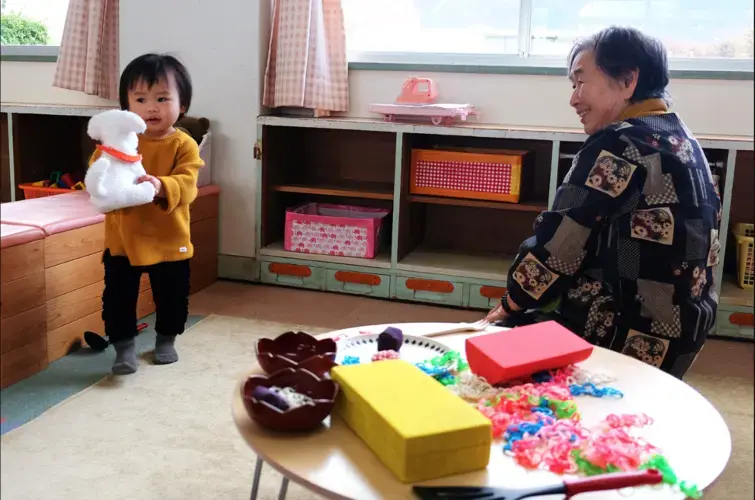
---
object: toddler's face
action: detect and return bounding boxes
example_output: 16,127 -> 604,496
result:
127,72 -> 184,138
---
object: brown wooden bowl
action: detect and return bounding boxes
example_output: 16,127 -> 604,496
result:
255,331 -> 337,374
242,368 -> 339,432
297,354 -> 339,380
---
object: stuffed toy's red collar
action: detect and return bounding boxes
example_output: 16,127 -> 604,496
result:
96,144 -> 142,163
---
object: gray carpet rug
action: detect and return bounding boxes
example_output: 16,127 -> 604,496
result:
0,315 -> 751,500
0,315 -> 330,500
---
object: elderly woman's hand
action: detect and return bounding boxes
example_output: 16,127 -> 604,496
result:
485,303 -> 509,324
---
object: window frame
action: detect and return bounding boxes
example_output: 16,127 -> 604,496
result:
345,0 -> 755,81
0,44 -> 59,62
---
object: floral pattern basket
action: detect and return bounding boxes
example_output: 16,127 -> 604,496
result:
283,203 -> 390,259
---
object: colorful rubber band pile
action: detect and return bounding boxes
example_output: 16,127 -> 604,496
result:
335,345 -> 702,497
424,351 -> 703,499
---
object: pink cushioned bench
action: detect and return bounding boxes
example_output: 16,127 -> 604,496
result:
1,223 -> 46,249
0,191 -> 105,236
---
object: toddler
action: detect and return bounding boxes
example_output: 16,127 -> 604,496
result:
89,53 -> 204,375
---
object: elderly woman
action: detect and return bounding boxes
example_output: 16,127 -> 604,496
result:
486,26 -> 721,380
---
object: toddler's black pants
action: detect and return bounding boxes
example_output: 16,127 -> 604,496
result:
102,250 -> 190,343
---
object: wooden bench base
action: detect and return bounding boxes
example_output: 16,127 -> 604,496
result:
1,238 -> 48,388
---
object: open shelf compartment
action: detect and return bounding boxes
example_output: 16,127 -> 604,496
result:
261,125 -> 397,201
1,113 -> 94,201
402,133 -> 551,212
260,125 -> 397,268
720,150 -> 754,304
395,133 -> 549,281
396,200 -> 531,281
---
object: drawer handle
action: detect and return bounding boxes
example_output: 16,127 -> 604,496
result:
334,271 -> 381,286
729,313 -> 754,327
405,278 -> 454,294
268,263 -> 312,278
479,286 -> 507,299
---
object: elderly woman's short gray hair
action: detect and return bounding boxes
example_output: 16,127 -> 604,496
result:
568,26 -> 671,104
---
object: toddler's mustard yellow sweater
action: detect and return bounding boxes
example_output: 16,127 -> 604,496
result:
89,129 -> 204,266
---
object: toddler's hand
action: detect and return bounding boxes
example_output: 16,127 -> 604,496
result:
137,175 -> 163,197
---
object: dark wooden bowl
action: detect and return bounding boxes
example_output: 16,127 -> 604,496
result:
255,331 -> 337,374
297,354 -> 339,380
242,368 -> 339,432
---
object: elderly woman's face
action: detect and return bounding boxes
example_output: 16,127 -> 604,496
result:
568,50 -> 637,135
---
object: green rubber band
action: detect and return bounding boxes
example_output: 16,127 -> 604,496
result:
555,400 -> 578,419
679,481 -> 703,499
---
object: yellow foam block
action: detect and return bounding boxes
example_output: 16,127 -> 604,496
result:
331,359 -> 492,483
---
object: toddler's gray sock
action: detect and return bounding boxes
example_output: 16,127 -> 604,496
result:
112,339 -> 138,375
155,334 -> 178,364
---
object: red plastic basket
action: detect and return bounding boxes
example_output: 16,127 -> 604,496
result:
18,182 -> 76,199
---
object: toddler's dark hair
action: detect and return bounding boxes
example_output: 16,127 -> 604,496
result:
119,53 -> 193,117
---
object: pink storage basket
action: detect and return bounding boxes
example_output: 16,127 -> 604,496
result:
284,203 -> 390,259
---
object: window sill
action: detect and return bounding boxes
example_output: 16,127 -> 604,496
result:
4,46 -> 749,81
1,45 -> 59,63
348,62 -> 754,81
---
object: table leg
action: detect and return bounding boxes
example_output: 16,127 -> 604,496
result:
249,456 -> 264,500
278,477 -> 289,500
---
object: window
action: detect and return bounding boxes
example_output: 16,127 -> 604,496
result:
343,0 -> 754,73
1,0 -> 69,58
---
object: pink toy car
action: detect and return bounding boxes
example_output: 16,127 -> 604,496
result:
368,77 -> 479,126
368,102 -> 478,126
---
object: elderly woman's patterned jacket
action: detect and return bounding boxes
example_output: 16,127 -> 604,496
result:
506,99 -> 721,374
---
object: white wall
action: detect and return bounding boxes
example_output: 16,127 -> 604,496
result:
349,70 -> 754,137
119,0 -> 270,258
3,60 -> 751,138
0,61 -> 116,106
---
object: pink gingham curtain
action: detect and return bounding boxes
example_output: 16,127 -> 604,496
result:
263,0 -> 349,117
52,0 -> 120,101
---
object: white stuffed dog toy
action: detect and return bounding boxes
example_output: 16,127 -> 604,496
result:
85,110 -> 156,213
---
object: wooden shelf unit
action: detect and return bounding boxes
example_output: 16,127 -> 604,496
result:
255,115 -> 754,338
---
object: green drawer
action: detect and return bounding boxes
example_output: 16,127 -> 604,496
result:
395,276 -> 464,307
325,269 -> 391,298
260,260 -> 325,290
468,284 -> 508,310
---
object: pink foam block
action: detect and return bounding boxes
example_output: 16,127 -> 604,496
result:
465,321 -> 594,384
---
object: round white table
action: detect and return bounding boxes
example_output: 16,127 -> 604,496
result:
232,323 -> 731,500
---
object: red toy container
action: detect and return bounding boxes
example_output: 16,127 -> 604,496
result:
283,203 -> 390,259
465,321 -> 594,384
18,183 -> 72,199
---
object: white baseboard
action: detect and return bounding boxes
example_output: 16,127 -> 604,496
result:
218,254 -> 259,282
